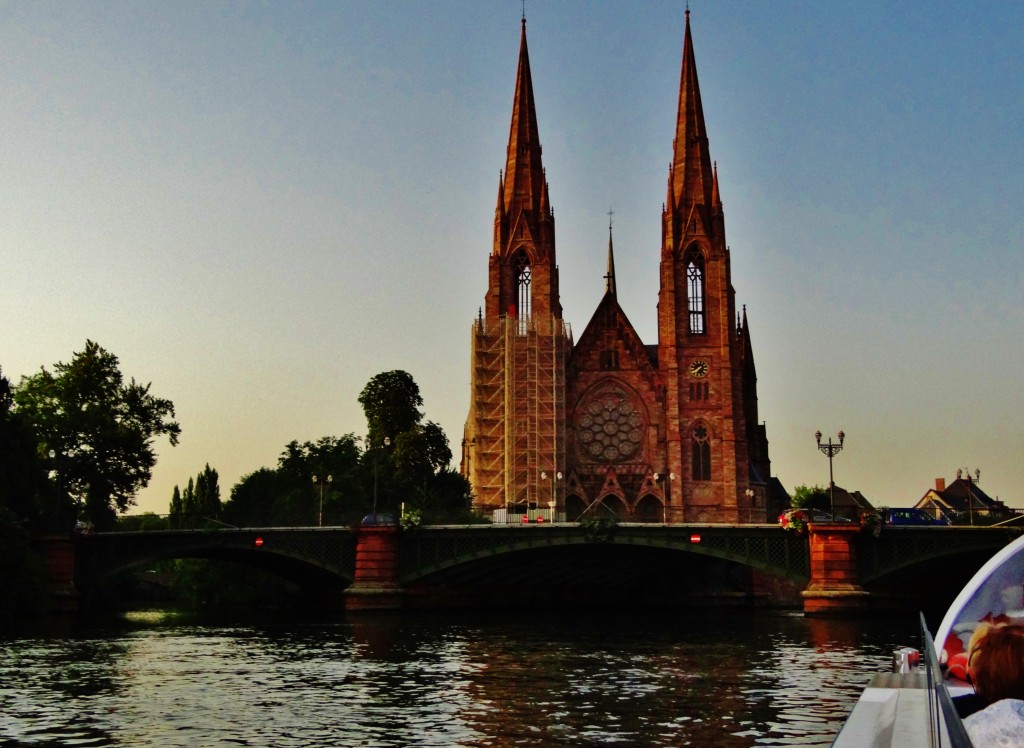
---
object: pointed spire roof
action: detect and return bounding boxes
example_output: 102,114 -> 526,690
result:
741,305 -> 755,365
712,160 -> 722,211
669,9 -> 715,217
605,212 -> 617,296
501,18 -> 546,218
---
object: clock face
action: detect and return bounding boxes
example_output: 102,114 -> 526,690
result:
689,359 -> 709,378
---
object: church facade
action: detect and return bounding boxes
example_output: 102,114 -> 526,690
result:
461,12 -> 774,524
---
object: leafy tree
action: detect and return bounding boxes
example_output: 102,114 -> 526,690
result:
357,370 -> 470,521
790,484 -> 830,512
115,512 -> 168,531
13,341 -> 180,528
169,464 -> 221,528
194,464 -> 221,519
0,507 -> 48,626
358,370 -> 424,447
0,369 -> 48,527
219,370 -> 469,528
169,485 -> 183,528
222,468 -> 285,527
182,478 -> 197,520
223,436 -> 364,527
0,369 -> 50,623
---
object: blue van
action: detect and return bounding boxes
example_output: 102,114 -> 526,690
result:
883,508 -> 949,526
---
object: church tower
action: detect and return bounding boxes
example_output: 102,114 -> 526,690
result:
657,10 -> 758,521
462,19 -> 572,515
463,11 -> 772,523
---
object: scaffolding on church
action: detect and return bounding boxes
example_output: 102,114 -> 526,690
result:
467,313 -> 570,515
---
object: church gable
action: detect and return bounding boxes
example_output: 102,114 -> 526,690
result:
571,292 -> 658,381
504,213 -> 540,258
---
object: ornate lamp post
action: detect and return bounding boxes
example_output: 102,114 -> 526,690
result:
654,472 -> 675,523
815,430 -> 845,518
312,473 -> 333,527
48,448 -> 66,530
553,471 -> 561,522
958,467 -> 981,526
373,436 -> 391,518
541,471 -> 562,523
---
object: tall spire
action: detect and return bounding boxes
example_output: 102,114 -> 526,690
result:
501,18 -> 547,220
605,210 -> 617,296
669,9 -> 714,223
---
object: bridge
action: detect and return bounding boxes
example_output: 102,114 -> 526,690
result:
39,522 -> 1022,615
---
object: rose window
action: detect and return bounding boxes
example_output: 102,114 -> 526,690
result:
576,392 -> 644,463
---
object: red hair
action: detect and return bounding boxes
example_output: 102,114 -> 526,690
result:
969,623 -> 1024,704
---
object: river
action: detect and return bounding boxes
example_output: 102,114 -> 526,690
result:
1,609 -> 922,747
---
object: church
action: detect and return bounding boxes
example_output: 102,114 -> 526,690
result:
461,11 -> 777,524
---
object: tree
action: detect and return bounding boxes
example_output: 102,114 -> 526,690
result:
13,341 -> 181,528
169,465 -> 221,528
222,436 -> 364,527
194,464 -> 221,520
357,370 -> 468,521
0,368 -> 47,526
169,485 -> 184,528
790,484 -> 830,513
358,370 -> 424,448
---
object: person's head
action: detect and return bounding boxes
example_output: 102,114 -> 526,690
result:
969,622 -> 1024,704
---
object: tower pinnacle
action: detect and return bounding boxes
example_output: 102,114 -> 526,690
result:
605,209 -> 617,296
668,8 -> 714,230
500,17 -> 546,223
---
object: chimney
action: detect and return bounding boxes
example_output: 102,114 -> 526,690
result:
936,478 -> 946,492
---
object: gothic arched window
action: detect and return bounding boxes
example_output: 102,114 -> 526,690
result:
685,247 -> 705,335
691,423 -> 711,481
511,249 -> 531,331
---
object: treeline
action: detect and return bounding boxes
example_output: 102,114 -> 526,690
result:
159,370 -> 474,530
1,340 -> 474,617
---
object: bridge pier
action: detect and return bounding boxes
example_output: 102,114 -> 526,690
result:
33,534 -> 80,613
802,523 -> 870,615
344,525 -> 403,611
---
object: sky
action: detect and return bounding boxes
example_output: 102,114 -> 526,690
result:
2,1 -> 1022,516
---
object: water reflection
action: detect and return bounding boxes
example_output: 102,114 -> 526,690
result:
0,610 -> 919,747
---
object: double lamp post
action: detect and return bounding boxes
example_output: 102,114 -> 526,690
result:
815,429 -> 845,518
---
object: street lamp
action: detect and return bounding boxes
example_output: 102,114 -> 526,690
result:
745,488 -> 756,524
541,471 -> 547,522
958,467 -> 981,526
48,448 -> 68,530
312,473 -> 333,527
540,471 -> 561,523
654,471 -> 675,523
815,430 -> 845,518
373,436 -> 391,517
553,471 -> 561,522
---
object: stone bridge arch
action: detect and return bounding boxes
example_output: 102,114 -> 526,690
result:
75,529 -> 358,589
397,524 -> 810,585
857,527 -> 1020,587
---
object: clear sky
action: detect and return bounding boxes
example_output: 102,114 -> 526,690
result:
3,1 -> 1022,515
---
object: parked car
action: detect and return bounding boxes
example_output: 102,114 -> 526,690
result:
778,508 -> 852,526
882,508 -> 949,526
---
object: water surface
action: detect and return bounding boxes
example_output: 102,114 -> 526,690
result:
0,610 -> 920,747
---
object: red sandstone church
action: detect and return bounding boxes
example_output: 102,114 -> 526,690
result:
461,12 -> 783,524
